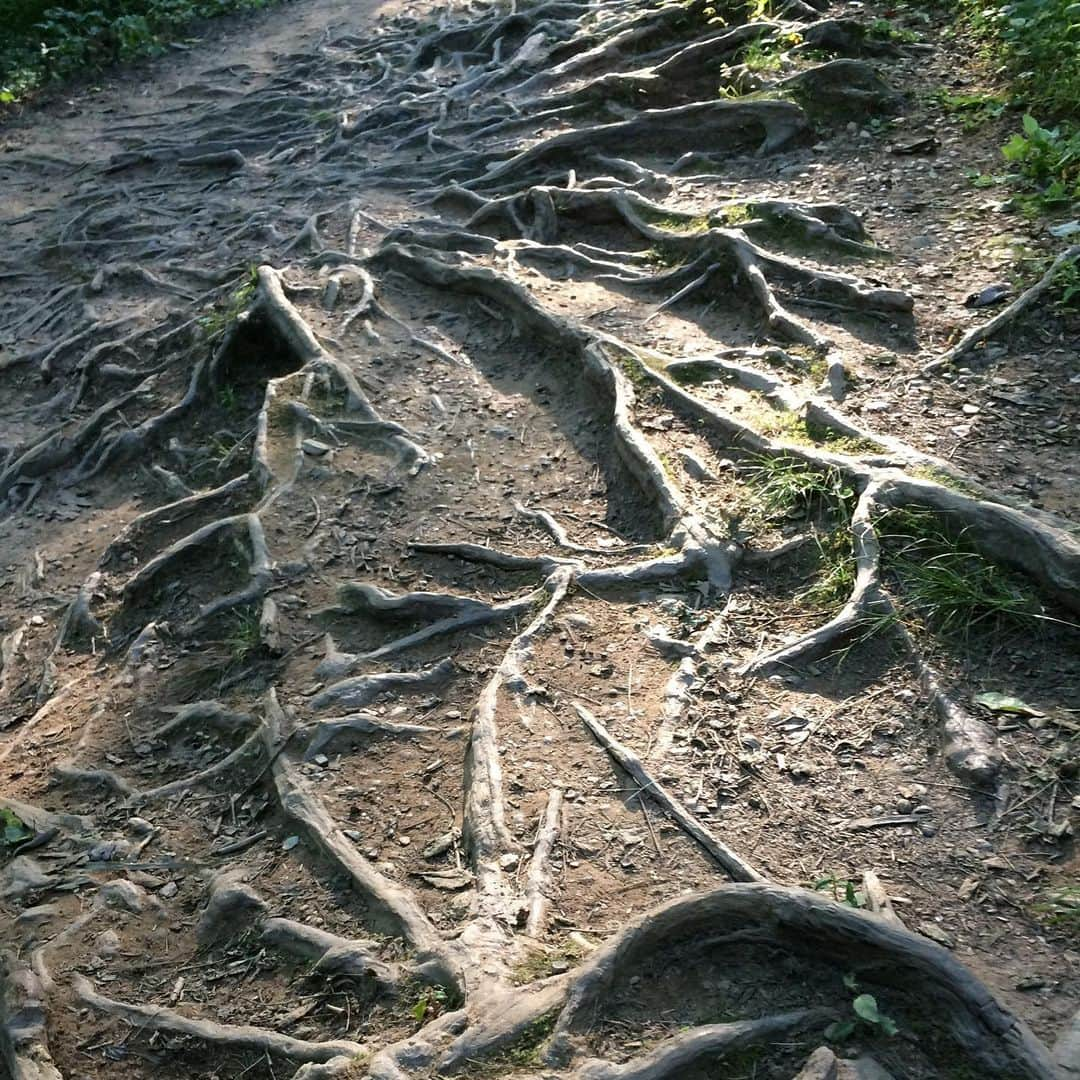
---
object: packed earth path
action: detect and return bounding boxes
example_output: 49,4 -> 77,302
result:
1,0 -> 1079,1076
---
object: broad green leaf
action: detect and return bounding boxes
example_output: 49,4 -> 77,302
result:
973,692 -> 1044,717
853,994 -> 883,1023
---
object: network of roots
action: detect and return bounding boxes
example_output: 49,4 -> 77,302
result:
0,0 -> 1077,1078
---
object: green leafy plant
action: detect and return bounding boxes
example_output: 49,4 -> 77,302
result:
935,89 -> 1007,129
1052,253 -> 1080,312
741,33 -> 783,72
868,17 -> 918,44
1,808 -> 33,849
1,0 -> 278,104
942,0 -> 1080,213
1001,115 -> 1080,207
812,874 -> 865,909
826,974 -> 900,1041
411,985 -> 449,1023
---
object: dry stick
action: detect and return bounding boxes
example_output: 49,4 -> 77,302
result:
923,244 -> 1080,373
524,787 -> 564,937
573,704 -> 762,882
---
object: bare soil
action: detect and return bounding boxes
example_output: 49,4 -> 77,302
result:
0,0 -> 1077,1078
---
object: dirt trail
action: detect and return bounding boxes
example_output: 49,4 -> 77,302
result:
0,0 -> 1077,1078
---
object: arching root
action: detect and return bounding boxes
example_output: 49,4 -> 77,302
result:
544,883 -> 1059,1079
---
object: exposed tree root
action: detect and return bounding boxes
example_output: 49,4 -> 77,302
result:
545,883 -> 1059,1078
574,704 -> 762,882
71,975 -> 363,1063
565,1010 -> 836,1080
0,956 -> 63,1080
262,690 -> 465,993
310,656 -> 456,712
2,0 -> 1075,1075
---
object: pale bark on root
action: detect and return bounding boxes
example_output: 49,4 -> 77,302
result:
742,484 -> 889,676
71,974 -> 363,1063
733,482 -> 1005,786
898,624 -> 1003,789
876,474 -> 1080,617
465,566 -> 573,883
336,588 -> 539,665
0,955 -> 63,1080
545,883 -> 1059,1078
262,690 -> 465,993
566,1010 -> 836,1080
251,265 -> 429,472
456,184 -> 907,346
100,473 -> 259,568
514,499 -> 647,556
574,704 -> 763,882
310,655 -> 456,711
301,711 -> 446,760
456,100 -> 808,193
260,917 -> 401,993
410,539 -> 579,573
620,336 -> 1080,613
648,655 -> 697,764
370,244 -> 739,590
151,700 -> 254,739
524,788 -> 564,937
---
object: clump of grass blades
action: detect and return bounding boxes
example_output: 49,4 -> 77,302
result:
222,607 -> 261,661
745,455 -> 856,522
797,529 -> 855,610
879,509 -> 1046,638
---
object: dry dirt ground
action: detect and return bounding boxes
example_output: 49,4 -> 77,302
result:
0,0 -> 1078,1078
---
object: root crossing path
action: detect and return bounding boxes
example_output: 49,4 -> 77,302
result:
0,0 -> 1077,1078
